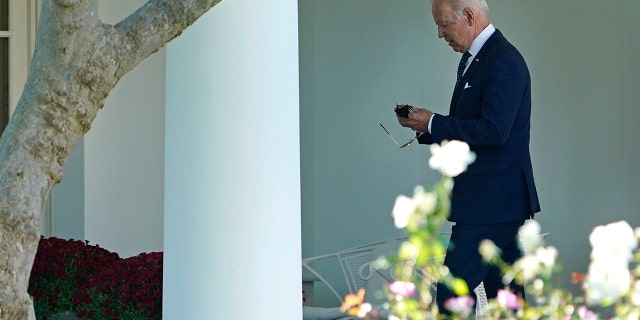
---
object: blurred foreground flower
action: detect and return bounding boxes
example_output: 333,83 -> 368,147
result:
479,239 -> 500,263
585,221 -> 637,305
389,281 -> 416,298
444,296 -> 474,316
429,140 -> 476,177
341,289 -> 378,319
518,219 -> 543,255
577,305 -> 597,319
391,186 -> 437,230
496,289 -> 519,310
343,139 -> 640,320
589,220 -> 637,263
392,195 -> 415,229
585,260 -> 631,305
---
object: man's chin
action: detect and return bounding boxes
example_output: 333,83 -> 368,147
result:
448,43 -> 462,52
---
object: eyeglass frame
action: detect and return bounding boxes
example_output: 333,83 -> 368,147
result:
379,123 -> 424,148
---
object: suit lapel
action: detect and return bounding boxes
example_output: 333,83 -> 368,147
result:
450,30 -> 505,115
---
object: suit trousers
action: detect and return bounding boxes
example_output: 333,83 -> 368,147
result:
436,220 -> 526,314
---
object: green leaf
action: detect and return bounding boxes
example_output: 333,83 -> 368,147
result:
451,278 -> 469,296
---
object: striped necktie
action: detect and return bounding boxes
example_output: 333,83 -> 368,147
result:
456,52 -> 472,85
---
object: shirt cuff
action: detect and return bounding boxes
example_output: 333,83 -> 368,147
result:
427,114 -> 435,133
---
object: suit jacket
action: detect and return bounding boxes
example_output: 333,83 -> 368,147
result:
418,30 -> 540,224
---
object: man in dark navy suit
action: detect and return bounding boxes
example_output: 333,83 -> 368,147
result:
397,0 -> 541,314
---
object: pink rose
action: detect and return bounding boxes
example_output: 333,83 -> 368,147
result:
444,296 -> 475,315
388,281 -> 416,297
497,289 -> 519,310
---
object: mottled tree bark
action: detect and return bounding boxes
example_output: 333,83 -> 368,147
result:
0,0 -> 221,318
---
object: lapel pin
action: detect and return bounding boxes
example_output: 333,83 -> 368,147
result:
475,58 -> 480,62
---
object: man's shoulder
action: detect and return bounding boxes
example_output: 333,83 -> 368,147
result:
483,30 -> 525,61
486,30 -> 515,50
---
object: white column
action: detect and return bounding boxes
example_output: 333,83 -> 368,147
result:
163,1 -> 301,319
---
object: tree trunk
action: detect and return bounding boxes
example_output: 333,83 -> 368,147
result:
0,0 -> 221,318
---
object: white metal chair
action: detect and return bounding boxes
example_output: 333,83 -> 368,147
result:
302,235 -> 489,319
302,238 -> 402,303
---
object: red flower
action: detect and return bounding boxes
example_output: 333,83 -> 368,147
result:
572,272 -> 586,284
30,237 -> 162,319
72,293 -> 91,304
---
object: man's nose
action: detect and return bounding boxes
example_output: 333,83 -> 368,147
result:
437,27 -> 445,38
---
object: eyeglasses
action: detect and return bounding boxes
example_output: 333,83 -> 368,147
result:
379,123 -> 424,148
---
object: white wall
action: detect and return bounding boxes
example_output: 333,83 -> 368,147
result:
299,0 -> 444,252
299,0 -> 453,306
82,0 -> 165,257
50,139 -> 84,240
300,0 -> 640,307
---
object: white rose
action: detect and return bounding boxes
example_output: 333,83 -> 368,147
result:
535,246 -> 558,268
518,219 -> 543,255
590,221 -> 637,263
412,185 -> 437,216
428,140 -> 476,177
513,254 -> 541,282
585,260 -> 631,305
392,195 -> 415,229
478,239 -> 500,262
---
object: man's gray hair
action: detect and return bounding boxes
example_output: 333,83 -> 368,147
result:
447,0 -> 490,19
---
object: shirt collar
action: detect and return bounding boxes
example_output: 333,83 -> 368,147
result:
468,23 -> 495,56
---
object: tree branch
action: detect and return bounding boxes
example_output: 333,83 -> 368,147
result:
111,0 -> 223,78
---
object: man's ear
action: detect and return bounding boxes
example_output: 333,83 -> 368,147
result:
463,7 -> 474,25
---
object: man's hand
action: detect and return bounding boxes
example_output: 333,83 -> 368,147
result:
397,106 -> 433,133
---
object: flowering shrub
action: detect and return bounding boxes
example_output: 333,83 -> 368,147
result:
28,237 -> 162,320
73,252 -> 163,320
29,237 -> 121,319
340,140 -> 640,319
